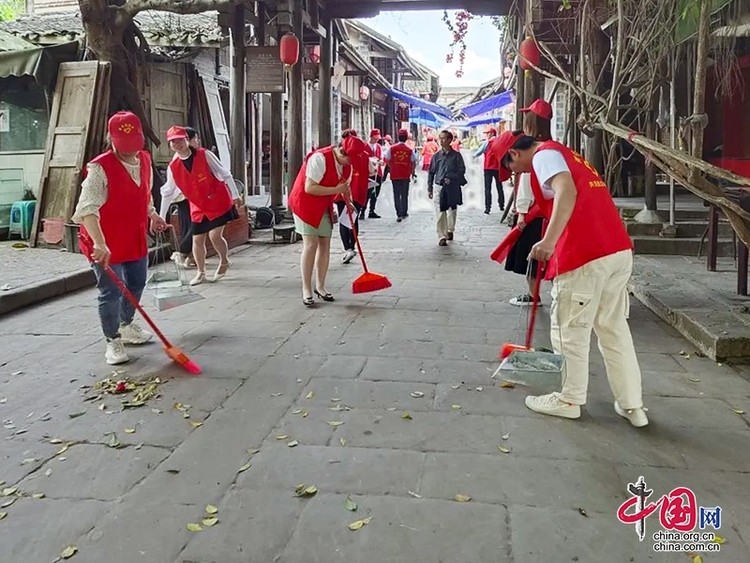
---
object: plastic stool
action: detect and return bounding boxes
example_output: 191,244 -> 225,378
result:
9,201 -> 36,240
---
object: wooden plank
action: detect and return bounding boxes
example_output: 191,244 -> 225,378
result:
31,61 -> 100,246
150,63 -> 188,165
202,76 -> 232,169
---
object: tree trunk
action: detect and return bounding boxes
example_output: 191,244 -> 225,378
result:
690,0 -> 710,174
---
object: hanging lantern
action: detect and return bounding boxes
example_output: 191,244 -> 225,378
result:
279,32 -> 300,66
308,45 -> 321,64
519,37 -> 540,71
359,85 -> 370,100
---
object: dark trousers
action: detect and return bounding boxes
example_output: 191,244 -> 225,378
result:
175,199 -> 193,255
382,165 -> 390,182
484,169 -> 504,211
336,200 -> 362,251
91,257 -> 149,340
368,175 -> 383,213
392,178 -> 410,218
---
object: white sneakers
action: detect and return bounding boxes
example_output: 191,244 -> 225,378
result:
104,322 -> 153,365
524,392 -> 649,427
342,250 -> 356,264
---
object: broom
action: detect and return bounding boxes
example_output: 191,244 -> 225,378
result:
490,206 -> 542,264
344,200 -> 392,294
105,267 -> 202,375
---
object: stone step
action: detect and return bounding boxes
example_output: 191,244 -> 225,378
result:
627,221 -> 735,238
619,207 -> 709,221
632,235 -> 736,257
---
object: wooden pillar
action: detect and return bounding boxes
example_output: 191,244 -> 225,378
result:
318,12 -> 333,147
644,105 -> 658,212
270,88 -> 284,208
230,2 -> 246,186
287,0 -> 304,192
256,2 -> 266,195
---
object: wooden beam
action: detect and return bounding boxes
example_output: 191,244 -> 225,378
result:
230,2 -> 246,184
319,12 -> 333,146
287,0 -> 305,202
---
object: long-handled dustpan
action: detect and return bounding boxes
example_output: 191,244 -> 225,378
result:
345,201 -> 392,294
493,262 -> 564,389
105,267 -> 202,375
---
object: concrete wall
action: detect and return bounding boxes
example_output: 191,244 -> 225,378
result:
0,151 -> 44,196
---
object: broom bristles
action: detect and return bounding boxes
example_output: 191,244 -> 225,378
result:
165,346 -> 202,375
352,272 -> 392,294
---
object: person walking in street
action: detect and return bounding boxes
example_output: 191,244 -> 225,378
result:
335,129 -> 372,265
159,126 -> 241,286
384,128 -> 417,222
506,100 -> 553,307
288,135 -> 370,306
474,127 -> 504,214
73,111 -> 169,366
366,129 -> 384,219
168,126 -> 202,270
492,130 -> 648,427
428,130 -> 466,247
381,134 -> 392,182
421,134 -> 439,172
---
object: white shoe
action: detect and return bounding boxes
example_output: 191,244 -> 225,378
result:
119,321 -> 153,345
105,338 -> 129,365
212,261 -> 232,282
525,392 -> 581,419
342,250 -> 356,264
509,294 -> 542,307
614,401 -> 649,427
190,272 -> 206,286
171,252 -> 183,266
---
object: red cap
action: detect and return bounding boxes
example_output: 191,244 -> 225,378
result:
489,130 -> 525,182
108,111 -> 144,153
486,127 -> 497,136
384,134 -> 392,142
370,128 -> 381,139
397,128 -> 409,137
520,99 -> 553,120
341,136 -> 371,177
166,126 -> 189,141
426,134 -> 435,141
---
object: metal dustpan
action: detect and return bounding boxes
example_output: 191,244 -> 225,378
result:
495,349 -> 565,391
148,231 -> 204,311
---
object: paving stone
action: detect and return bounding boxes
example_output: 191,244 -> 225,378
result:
434,382 -> 540,417
312,355 -> 367,379
358,357 -> 497,384
330,337 -> 443,359
278,494 -> 510,563
298,378 -> 435,411
0,437 -> 60,486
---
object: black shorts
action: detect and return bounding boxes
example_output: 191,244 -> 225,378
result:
505,215 -> 544,276
191,206 -> 239,235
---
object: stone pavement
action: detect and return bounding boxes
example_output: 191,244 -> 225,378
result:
2,165 -> 750,563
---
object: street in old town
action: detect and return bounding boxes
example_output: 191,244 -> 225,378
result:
1,163 -> 750,563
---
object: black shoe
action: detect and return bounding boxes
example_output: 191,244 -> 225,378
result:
484,209 -> 490,215
438,238 -> 448,246
314,290 -> 335,302
446,232 -> 454,241
303,296 -> 315,307
397,217 -> 403,223
368,212 -> 381,219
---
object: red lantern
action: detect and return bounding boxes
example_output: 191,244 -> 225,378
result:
519,37 -> 540,71
309,45 -> 321,64
279,33 -> 300,66
359,85 -> 370,100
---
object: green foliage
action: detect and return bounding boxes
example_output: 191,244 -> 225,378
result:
0,0 -> 25,22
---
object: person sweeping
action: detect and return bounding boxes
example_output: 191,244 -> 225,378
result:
491,130 -> 648,427
73,111 -> 168,366
159,126 -> 241,286
335,129 -> 372,264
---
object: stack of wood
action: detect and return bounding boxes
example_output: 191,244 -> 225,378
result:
31,61 -> 112,248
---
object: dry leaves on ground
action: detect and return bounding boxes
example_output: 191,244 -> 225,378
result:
294,484 -> 318,497
348,517 -> 372,531
454,494 -> 471,503
345,495 -> 357,512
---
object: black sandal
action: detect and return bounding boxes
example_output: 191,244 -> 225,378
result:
314,290 -> 335,302
303,296 -> 315,307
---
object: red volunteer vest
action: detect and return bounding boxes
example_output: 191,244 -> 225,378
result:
79,150 -> 151,265
483,137 -> 501,170
388,143 -> 414,180
422,141 -> 438,170
289,146 -> 346,227
529,141 -> 633,279
369,143 -> 383,176
169,148 -> 234,223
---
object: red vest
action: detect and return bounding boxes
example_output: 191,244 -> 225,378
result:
387,143 -> 414,180
289,146 -> 345,227
529,141 -> 633,279
422,141 -> 439,170
79,150 -> 151,265
369,143 -> 383,176
483,137 -> 501,170
169,148 -> 233,223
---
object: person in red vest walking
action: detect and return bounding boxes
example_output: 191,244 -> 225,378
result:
159,126 -> 241,286
384,128 -> 417,222
421,134 -> 439,171
474,127 -> 504,214
73,111 -> 169,366
288,134 -> 371,306
335,129 -> 372,264
365,129 -> 385,219
492,130 -> 647,427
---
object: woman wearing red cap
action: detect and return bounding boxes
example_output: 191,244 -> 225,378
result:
288,135 -> 370,306
473,127 -> 504,214
421,134 -> 439,172
159,126 -> 240,286
73,111 -> 168,366
335,129 -> 372,264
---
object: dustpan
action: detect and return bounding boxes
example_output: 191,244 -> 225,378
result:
147,229 -> 204,311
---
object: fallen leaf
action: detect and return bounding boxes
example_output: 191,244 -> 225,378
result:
348,517 -> 372,531
345,495 -> 358,512
1,487 -> 17,496
401,413 -> 413,420
502,433 -> 510,440
450,384 -> 461,389
237,462 -> 252,473
0,397 -> 6,404
732,408 -> 746,415
68,412 -> 86,419
1,498 -> 16,508
21,458 -> 37,465
61,545 -> 78,559
476,386 -> 484,392
713,535 -> 726,544
327,421 -> 344,427
58,456 -> 67,462
500,381 -> 515,389
134,443 -> 143,450
183,412 -> 190,419
166,469 -> 180,475
451,404 -> 462,410
294,484 -> 318,497
173,402 -> 186,411
287,440 -> 299,447
690,555 -> 703,563
205,504 -> 218,514
32,493 -> 45,499
497,445 -> 511,454
292,409 -> 303,415
190,421 -> 203,428
45,468 -> 52,477
186,523 -> 203,532
124,428 -> 136,434
339,437 -> 347,446
578,507 -> 588,517
271,392 -> 283,397
151,408 -> 163,414
331,398 -> 342,402
302,411 -> 309,418
106,433 -> 121,448
49,438 -> 63,444
305,391 -> 315,399
98,404 -> 106,411
247,448 -> 260,455
201,517 -> 219,527
410,391 -> 425,398
454,494 -> 472,503
276,435 -> 289,440
0,512 -> 6,520
689,377 -> 701,383
407,490 -> 422,499
386,407 -> 397,411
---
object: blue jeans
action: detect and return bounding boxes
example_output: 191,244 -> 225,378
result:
92,257 -> 149,340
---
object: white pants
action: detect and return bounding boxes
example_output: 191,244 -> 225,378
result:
433,185 -> 457,239
550,249 -> 643,409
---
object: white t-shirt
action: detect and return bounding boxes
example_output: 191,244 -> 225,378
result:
306,152 -> 343,183
532,149 -> 571,200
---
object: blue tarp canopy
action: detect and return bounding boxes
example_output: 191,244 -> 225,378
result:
459,90 -> 514,118
409,107 -> 447,128
388,87 -> 453,119
467,114 -> 506,127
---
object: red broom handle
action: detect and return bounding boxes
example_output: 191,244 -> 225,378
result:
344,198 -> 371,274
525,264 -> 544,349
104,266 -> 172,348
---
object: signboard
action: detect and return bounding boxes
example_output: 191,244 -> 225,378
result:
246,47 -> 285,93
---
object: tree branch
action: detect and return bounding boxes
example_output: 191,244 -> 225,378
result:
121,0 -> 236,19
